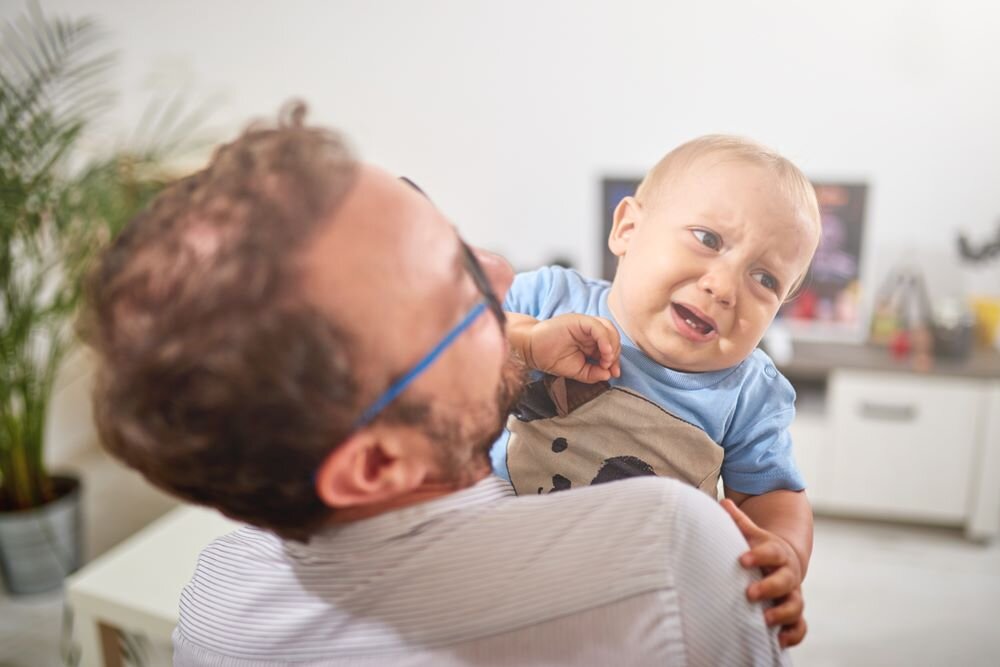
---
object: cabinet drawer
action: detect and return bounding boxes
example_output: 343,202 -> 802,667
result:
827,370 -> 985,522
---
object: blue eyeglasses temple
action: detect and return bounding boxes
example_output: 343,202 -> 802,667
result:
352,301 -> 488,429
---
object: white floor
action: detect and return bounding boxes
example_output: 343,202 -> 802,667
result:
789,516 -> 1000,666
3,515 -> 1000,666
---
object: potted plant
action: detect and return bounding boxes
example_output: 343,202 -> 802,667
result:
0,3 -> 171,595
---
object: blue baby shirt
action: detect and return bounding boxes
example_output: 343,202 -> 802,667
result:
490,265 -> 805,495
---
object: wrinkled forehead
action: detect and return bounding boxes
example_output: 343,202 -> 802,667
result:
657,152 -> 814,210
667,156 -> 818,229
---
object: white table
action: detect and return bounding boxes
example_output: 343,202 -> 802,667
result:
65,505 -> 240,666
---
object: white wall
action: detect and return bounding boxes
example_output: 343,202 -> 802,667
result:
5,0 -> 1000,294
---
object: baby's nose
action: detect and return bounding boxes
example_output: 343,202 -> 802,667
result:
699,268 -> 736,307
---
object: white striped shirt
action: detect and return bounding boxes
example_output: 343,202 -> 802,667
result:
173,476 -> 787,666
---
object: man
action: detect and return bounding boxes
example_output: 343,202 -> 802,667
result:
83,104 -> 787,666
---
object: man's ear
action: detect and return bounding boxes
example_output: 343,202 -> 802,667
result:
608,196 -> 643,257
314,426 -> 429,510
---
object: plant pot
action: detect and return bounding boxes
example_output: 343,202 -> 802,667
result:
0,475 -> 83,595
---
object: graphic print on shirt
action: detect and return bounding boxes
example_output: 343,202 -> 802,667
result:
506,375 -> 723,497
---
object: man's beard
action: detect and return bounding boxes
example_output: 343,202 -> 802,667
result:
409,350 -> 527,488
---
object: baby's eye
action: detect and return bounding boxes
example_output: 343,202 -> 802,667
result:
753,271 -> 779,292
692,229 -> 721,250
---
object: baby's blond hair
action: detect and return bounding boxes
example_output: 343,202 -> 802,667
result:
636,134 -> 820,231
635,134 -> 821,297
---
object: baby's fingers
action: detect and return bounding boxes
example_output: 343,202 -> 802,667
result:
747,565 -> 797,602
575,361 -> 614,383
720,499 -> 767,543
592,321 -> 621,369
739,540 -> 790,570
778,616 -> 808,648
596,338 -> 615,369
763,588 -> 803,628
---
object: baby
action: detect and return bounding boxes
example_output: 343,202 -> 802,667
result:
492,135 -> 820,647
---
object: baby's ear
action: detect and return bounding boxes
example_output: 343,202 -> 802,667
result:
608,196 -> 642,257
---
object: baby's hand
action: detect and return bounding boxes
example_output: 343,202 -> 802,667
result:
721,498 -> 807,648
525,314 -> 621,383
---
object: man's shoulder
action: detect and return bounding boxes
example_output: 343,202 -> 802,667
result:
176,525 -> 296,656
503,474 -> 680,516
198,524 -> 285,563
181,525 -> 290,611
505,474 -> 682,522
496,476 -> 744,565
175,479 -> 770,665
485,478 -> 771,655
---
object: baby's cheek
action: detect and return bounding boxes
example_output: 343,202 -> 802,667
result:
725,319 -> 759,352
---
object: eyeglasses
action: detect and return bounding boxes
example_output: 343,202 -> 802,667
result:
351,236 -> 506,430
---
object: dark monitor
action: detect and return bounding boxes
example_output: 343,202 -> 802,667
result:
600,177 -> 641,281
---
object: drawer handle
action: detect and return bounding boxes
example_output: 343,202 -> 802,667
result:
858,402 -> 918,422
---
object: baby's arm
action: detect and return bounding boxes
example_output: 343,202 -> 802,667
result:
721,489 -> 813,648
506,312 -> 621,383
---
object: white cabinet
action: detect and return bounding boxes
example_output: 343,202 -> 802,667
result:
783,343 -> 1000,540
788,392 -> 828,501
826,370 -> 985,522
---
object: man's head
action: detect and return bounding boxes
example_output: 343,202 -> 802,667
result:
606,135 -> 821,372
83,104 -> 521,541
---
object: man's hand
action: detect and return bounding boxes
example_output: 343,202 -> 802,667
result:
521,313 -> 621,383
721,498 -> 807,648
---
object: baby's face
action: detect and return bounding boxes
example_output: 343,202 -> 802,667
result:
607,158 -> 818,372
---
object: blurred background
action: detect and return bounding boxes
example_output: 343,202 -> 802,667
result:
1,1 -> 998,665
7,0 -> 1000,281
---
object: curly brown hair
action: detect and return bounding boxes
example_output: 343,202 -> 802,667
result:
81,103 -> 364,541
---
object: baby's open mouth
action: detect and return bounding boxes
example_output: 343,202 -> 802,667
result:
672,303 -> 715,335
